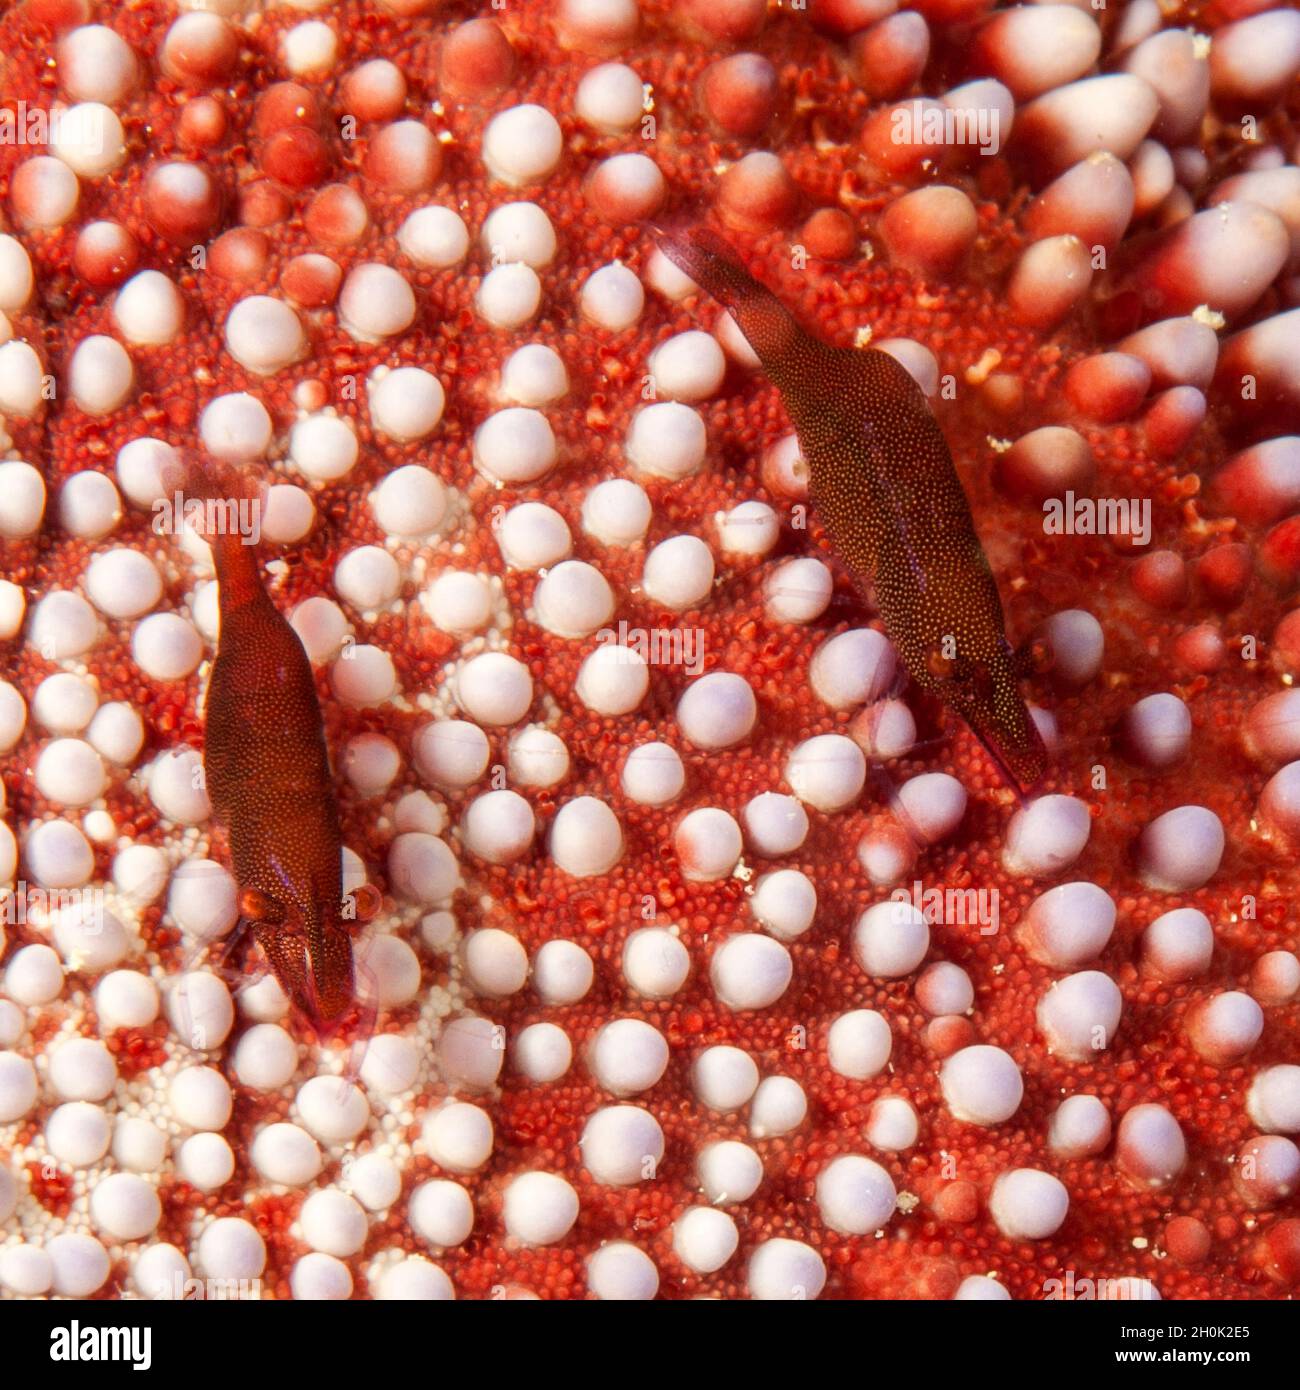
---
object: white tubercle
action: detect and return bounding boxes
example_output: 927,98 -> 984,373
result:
786,734 -> 866,813
482,201 -> 557,268
501,343 -> 568,405
52,103 -> 126,177
1246,1065 -> 1300,1134
581,262 -> 644,330
290,414 -> 359,482
114,271 -> 184,346
620,742 -> 684,805
1123,692 -> 1191,768
810,629 -> 897,709
338,263 -> 416,340
641,535 -> 714,608
422,1102 -> 494,1173
464,927 -> 530,995
483,104 -> 564,186
698,1140 -> 763,1205
513,1023 -> 572,1083
199,394 -> 273,462
691,1045 -> 758,1112
940,1045 -> 1024,1125
626,401 -> 707,481
1188,990 -> 1263,1064
534,560 -> 615,638
866,1096 -> 919,1152
1037,970 -> 1122,1060
532,939 -> 594,1005
1023,880 -> 1117,969
587,1243 -> 658,1300
915,961 -> 973,1017
676,672 -> 757,750
1048,1094 -> 1112,1158
475,408 -> 557,484
477,263 -> 541,329
224,296 -> 304,375
502,1172 -> 579,1245
580,1105 -> 664,1186
743,795 -> 809,857
575,644 -> 649,715
675,807 -> 742,882
1002,795 -> 1091,877
372,465 -> 447,537
369,367 -> 445,441
827,1009 -> 892,1080
989,1169 -> 1069,1239
765,557 -> 833,623
575,62 -> 645,132
718,500 -> 779,556
853,900 -> 930,978
583,478 -> 651,545
673,1207 -> 739,1274
69,336 -> 133,415
748,1239 -> 826,1301
398,206 -> 470,268
590,1019 -> 669,1096
816,1154 -> 897,1235
750,869 -> 816,941
648,331 -> 726,402
710,933 -> 792,1010
1142,907 -> 1214,980
456,652 -> 533,725
1137,805 -> 1224,891
497,502 -> 571,569
1117,1103 -> 1187,1186
550,797 -> 623,876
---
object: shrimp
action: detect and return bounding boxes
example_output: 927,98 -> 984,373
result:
179,464 -> 360,1037
655,227 -> 1049,796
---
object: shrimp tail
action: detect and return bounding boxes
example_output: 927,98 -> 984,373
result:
651,225 -> 804,370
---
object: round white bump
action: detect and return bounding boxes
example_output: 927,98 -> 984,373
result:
691,1046 -> 758,1112
786,734 -> 866,812
576,62 -> 645,132
827,1009 -> 892,1080
580,1105 -> 664,1186
676,807 -> 742,881
369,367 -> 445,441
766,557 -> 833,623
409,1180 -> 473,1249
199,394 -> 272,463
816,1154 -> 897,1234
1023,880 -> 1117,970
810,629 -> 897,709
457,652 -> 533,725
1117,1103 -> 1187,1186
533,939 -> 594,1005
1138,805 -> 1224,891
625,400 -> 706,480
502,1171 -> 579,1245
711,934 -> 792,1010
940,1045 -> 1023,1125
698,1140 -> 762,1205
623,928 -> 690,999
1246,1066 -> 1300,1134
989,1169 -> 1069,1239
398,206 -> 470,268
475,408 -> 557,484
1048,1094 -> 1112,1159
372,465 -> 447,537
648,330 -> 726,403
748,1239 -> 826,1301
583,478 -> 651,545
483,104 -> 564,186
582,261 -> 645,330
1003,795 -> 1091,877
514,1022 -> 572,1083
550,797 -> 623,876
501,343 -> 568,406
338,263 -> 416,341
853,900 -> 930,978
225,296 -> 303,375
576,644 -> 650,716
590,1019 -> 669,1095
642,534 -> 714,608
743,794 -> 809,858
1037,969 -> 1123,1060
673,1207 -> 738,1274
621,742 -> 684,805
750,869 -> 816,941
534,561 -> 614,638
1143,907 -> 1214,980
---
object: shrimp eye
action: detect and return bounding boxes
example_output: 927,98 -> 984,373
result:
240,887 -> 285,924
343,883 -> 383,925
926,644 -> 957,680
1020,635 -> 1055,676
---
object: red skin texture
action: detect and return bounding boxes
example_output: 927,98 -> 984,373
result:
0,0 -> 1296,1303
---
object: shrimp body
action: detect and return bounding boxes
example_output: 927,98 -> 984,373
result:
202,513 -> 354,1032
657,229 -> 1048,794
